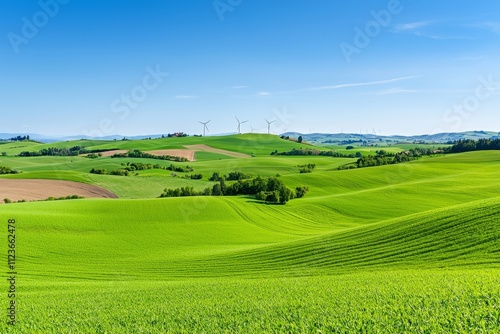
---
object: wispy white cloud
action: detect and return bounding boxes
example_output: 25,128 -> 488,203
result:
304,76 -> 420,92
394,21 -> 432,32
174,95 -> 197,99
413,32 -> 474,40
230,85 -> 248,89
370,88 -> 419,96
363,88 -> 470,96
392,20 -> 474,40
250,76 -> 421,97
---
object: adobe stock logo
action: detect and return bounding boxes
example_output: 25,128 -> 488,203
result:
439,75 -> 500,132
339,0 -> 407,63
213,0 -> 243,22
83,64 -> 169,138
7,0 -> 70,54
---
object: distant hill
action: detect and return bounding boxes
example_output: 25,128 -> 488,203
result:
281,131 -> 500,145
1,130 -> 499,144
0,133 -> 176,143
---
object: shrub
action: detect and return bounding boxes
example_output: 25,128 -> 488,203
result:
90,168 -> 107,175
109,170 -> 129,176
295,186 -> 309,198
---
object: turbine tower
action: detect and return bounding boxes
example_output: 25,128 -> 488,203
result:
199,120 -> 210,136
265,119 -> 275,135
236,117 -> 248,134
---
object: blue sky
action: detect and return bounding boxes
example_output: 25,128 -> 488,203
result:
1,0 -> 500,136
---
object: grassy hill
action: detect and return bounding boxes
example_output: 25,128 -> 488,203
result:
1,134 -> 316,157
1,135 -> 499,332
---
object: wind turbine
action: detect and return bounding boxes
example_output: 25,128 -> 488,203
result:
265,119 -> 275,135
236,117 -> 248,134
199,120 -> 210,136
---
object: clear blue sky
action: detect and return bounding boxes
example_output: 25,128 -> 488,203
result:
1,0 -> 499,136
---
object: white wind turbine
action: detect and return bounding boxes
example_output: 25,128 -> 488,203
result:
265,118 -> 275,135
236,117 -> 248,134
199,120 -> 210,136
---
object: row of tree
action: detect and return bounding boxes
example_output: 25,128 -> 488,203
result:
354,147 -> 439,168
4,195 -> 83,204
111,150 -> 188,162
271,148 -> 361,158
19,146 -> 87,157
90,168 -> 129,176
0,166 -> 19,174
17,146 -> 118,157
444,139 -> 500,153
208,171 -> 252,182
119,162 -> 194,173
90,162 -> 195,177
6,135 -> 30,142
160,176 -> 309,204
298,163 -> 316,173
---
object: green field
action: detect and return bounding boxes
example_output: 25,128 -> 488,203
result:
1,135 -> 500,332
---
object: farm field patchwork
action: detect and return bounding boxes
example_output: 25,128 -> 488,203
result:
1,135 -> 499,332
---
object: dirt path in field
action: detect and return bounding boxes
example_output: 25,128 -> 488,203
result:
0,179 -> 118,203
184,144 -> 252,159
146,149 -> 195,161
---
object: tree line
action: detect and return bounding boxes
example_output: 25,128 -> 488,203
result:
271,148 -> 359,158
444,138 -> 500,153
0,166 -> 19,174
353,148 -> 439,169
297,164 -> 316,173
90,162 -> 195,176
208,171 -> 252,182
111,150 -> 188,162
18,146 -> 118,157
4,135 -> 30,142
4,195 -> 83,204
160,175 -> 309,204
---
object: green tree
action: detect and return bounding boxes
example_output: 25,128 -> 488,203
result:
212,183 -> 222,196
266,191 -> 280,203
295,186 -> 309,198
279,186 -> 294,204
209,172 -> 222,181
219,180 -> 227,195
298,135 -> 303,143
255,191 -> 267,201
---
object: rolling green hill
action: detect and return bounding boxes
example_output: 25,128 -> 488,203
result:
1,134 -> 317,157
1,135 -> 499,332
